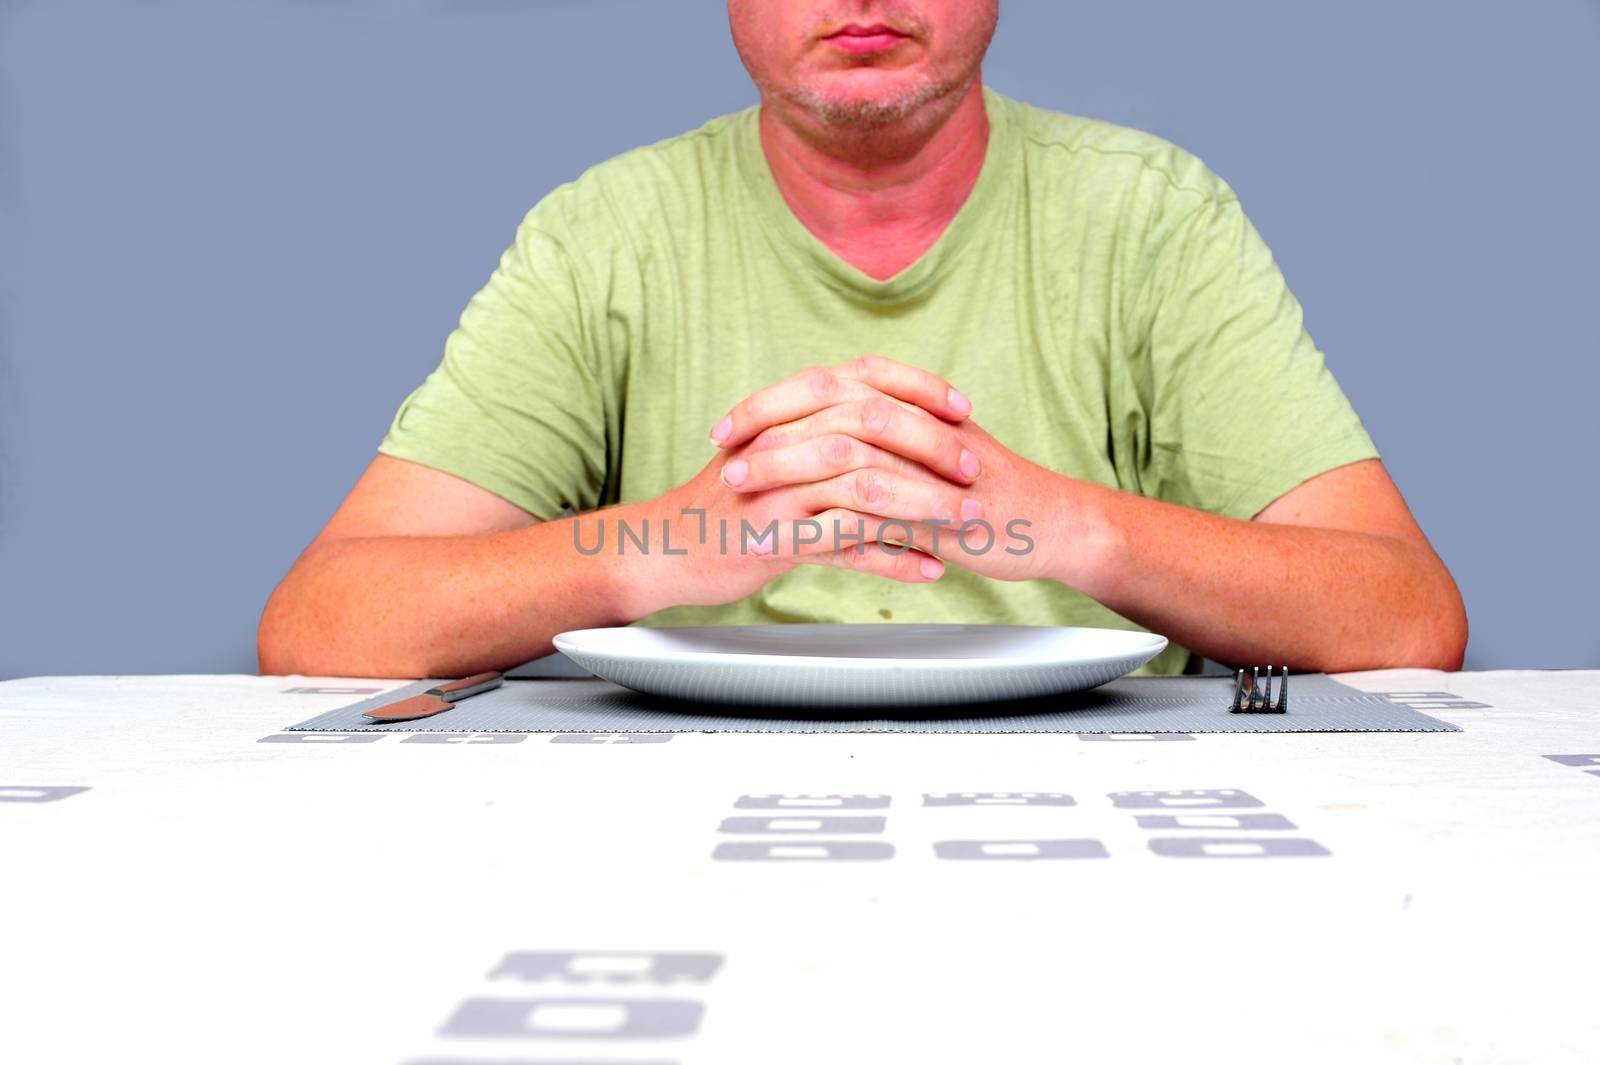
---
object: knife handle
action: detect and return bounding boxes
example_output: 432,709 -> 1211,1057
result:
434,671 -> 504,699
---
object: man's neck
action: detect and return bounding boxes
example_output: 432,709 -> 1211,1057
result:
758,79 -> 990,281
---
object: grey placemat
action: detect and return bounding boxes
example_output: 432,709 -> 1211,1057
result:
283,674 -> 1460,734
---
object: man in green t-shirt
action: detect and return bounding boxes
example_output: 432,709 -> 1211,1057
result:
258,0 -> 1466,678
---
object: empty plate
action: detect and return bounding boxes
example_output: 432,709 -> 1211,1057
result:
552,624 -> 1168,709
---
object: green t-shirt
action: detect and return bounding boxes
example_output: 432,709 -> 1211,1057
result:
379,87 -> 1379,676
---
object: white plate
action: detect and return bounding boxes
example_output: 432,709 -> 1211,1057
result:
552,624 -> 1168,709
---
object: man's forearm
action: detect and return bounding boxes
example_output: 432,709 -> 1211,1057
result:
257,510 -> 647,678
1053,480 -> 1468,672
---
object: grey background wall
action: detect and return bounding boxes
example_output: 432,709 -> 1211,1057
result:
1,0 -> 1596,677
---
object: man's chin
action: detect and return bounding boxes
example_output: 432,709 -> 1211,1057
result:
787,72 -> 950,129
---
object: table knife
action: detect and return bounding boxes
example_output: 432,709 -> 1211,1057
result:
363,671 -> 504,723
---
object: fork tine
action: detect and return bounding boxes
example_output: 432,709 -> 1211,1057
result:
1229,664 -> 1290,713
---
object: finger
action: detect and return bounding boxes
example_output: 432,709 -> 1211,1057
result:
796,469 -> 983,526
764,508 -> 962,562
711,367 -> 881,449
711,360 -> 968,449
743,398 -> 935,456
834,354 -> 972,423
723,434 -> 945,493
801,537 -> 947,584
797,398 -> 979,486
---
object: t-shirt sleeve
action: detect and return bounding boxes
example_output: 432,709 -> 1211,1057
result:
377,198 -> 610,520
1132,193 -> 1380,520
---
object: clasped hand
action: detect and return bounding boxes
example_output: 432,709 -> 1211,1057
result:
652,355 -> 1065,608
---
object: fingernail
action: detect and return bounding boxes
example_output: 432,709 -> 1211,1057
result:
750,535 -> 772,556
959,448 -> 981,479
710,416 -> 732,444
720,459 -> 748,487
920,557 -> 944,581
946,387 -> 972,416
960,497 -> 983,523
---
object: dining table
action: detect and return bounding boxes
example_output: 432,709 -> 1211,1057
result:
3,664 -> 1597,1064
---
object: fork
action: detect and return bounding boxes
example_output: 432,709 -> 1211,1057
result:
1230,665 -> 1288,714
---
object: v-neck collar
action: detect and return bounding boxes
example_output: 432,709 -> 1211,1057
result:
734,87 -> 1015,307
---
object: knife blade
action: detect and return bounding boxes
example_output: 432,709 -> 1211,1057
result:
363,671 -> 504,723
364,692 -> 457,722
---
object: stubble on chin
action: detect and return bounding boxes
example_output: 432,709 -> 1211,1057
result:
779,71 -> 962,130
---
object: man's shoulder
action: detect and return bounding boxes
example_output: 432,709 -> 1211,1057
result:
529,107 -> 755,240
593,107 -> 752,182
994,90 -> 1238,206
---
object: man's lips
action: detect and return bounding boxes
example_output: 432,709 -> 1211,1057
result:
823,23 -> 911,55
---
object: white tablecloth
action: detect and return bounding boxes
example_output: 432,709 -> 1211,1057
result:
3,669 -> 1597,1064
